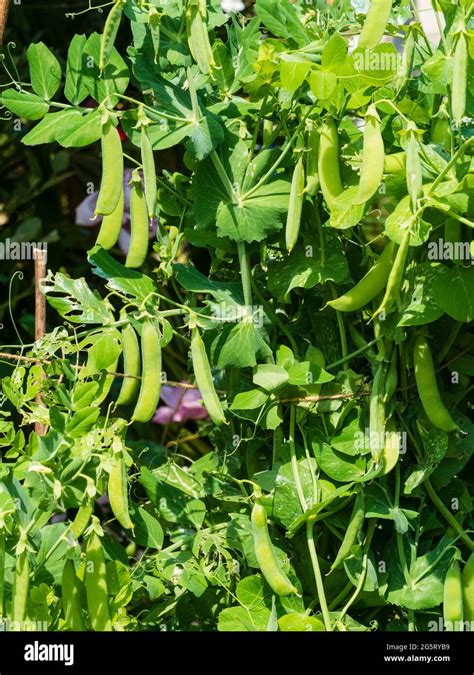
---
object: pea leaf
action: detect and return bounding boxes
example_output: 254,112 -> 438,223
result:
255,0 -> 310,45
22,110 -> 80,146
432,266 -> 474,322
88,246 -> 158,304
65,34 -> 89,105
1,89 -> 49,121
27,43 -> 62,100
42,271 -> 115,325
398,263 -> 444,326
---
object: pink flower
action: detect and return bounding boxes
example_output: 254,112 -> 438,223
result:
75,169 -> 157,255
153,385 -> 209,425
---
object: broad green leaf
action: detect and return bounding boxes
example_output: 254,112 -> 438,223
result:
22,110 -> 79,146
253,364 -> 289,392
27,43 -> 62,100
278,613 -> 325,631
88,246 -> 158,304
83,33 -> 130,105
55,109 -> 102,148
42,271 -> 115,325
66,407 -> 101,438
272,458 -> 316,528
81,330 -> 122,376
398,263 -> 444,326
329,187 -> 366,230
309,69 -> 337,100
130,505 -> 164,549
255,0 -> 310,45
432,266 -> 474,322
210,320 -> 272,369
311,436 -> 368,483
2,89 -> 49,121
65,34 -> 89,105
280,56 -> 311,94
174,263 -> 243,304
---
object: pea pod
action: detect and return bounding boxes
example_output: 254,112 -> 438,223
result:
62,560 -> 84,631
452,33 -> 467,128
85,532 -> 112,632
414,335 -> 458,432
108,452 -> 134,531
126,170 -> 149,269
132,320 -> 162,423
380,421 -> 400,475
395,28 -> 415,94
443,559 -> 463,630
71,498 -> 94,540
358,0 -> 393,50
285,156 -> 305,253
12,551 -> 29,623
406,129 -> 422,210
462,552 -> 474,623
432,102 -> 451,148
97,186 -> 124,250
186,0 -> 214,75
328,243 -> 394,312
374,229 -> 411,318
191,327 -> 226,426
251,501 -> 297,596
149,7 -> 161,64
330,492 -> 365,571
355,105 -> 384,205
99,0 -> 124,73
384,152 -> 406,174
116,324 -> 141,406
95,120 -> 124,217
318,118 -> 343,210
369,363 -> 385,463
304,127 -> 320,197
141,125 -> 157,220
383,349 -> 398,403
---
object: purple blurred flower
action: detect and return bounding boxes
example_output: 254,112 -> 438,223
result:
75,168 -> 157,255
153,384 -> 209,425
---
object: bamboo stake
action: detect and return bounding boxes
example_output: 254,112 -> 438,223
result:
0,0 -> 10,46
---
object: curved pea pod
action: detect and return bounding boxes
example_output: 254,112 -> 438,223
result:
395,28 -> 415,94
358,0 -> 393,50
116,324 -> 141,406
12,551 -> 30,623
330,492 -> 365,571
62,560 -> 84,631
413,335 -> 458,433
384,349 -> 398,404
85,532 -> 112,632
108,453 -> 134,531
186,0 -> 215,75
126,170 -> 149,269
148,7 -> 161,64
327,242 -> 394,312
97,186 -> 124,250
132,320 -> 162,423
452,34 -> 467,128
141,125 -> 157,220
406,130 -> 422,209
380,421 -> 400,475
432,102 -> 451,148
96,357 -> 119,405
251,502 -> 297,596
384,152 -> 406,174
71,497 -> 94,540
95,120 -> 124,217
369,363 -> 385,463
285,156 -> 305,253
354,105 -> 384,205
318,118 -> 343,210
462,552 -> 474,623
99,0 -> 124,73
191,327 -> 226,426
304,127 -> 320,197
443,559 -> 463,630
374,229 -> 411,318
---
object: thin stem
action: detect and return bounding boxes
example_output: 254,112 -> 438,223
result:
237,242 -> 253,307
437,321 -> 462,364
325,339 -> 378,371
395,465 -> 412,585
329,283 -> 348,369
247,92 -> 268,163
328,579 -> 353,611
429,137 -> 474,194
338,520 -> 376,622
210,150 -> 238,201
306,520 -> 332,631
289,406 -> 307,511
408,609 -> 416,632
251,277 -> 299,357
424,479 -> 474,552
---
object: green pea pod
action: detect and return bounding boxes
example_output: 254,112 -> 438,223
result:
328,243 -> 394,312
126,170 -> 149,269
462,552 -> 474,623
132,320 -> 162,423
369,363 -> 385,463
99,0 -> 124,73
406,130 -> 422,210
186,1 -> 214,75
395,28 -> 415,94
355,105 -> 384,205
97,186 -> 124,250
0,532 -> 4,616
304,127 -> 320,197
141,125 -> 157,220
191,327 -> 226,426
96,357 -> 119,405
108,453 -> 134,531
414,335 -> 458,432
374,229 -> 411,318
443,559 -> 463,629
85,532 -> 112,632
318,118 -> 343,210
62,560 -> 84,631
12,551 -> 29,623
383,349 -> 398,403
432,101 -> 451,148
251,501 -> 297,596
452,33 -> 467,128
380,421 -> 400,475
384,152 -> 406,174
358,0 -> 393,50
95,120 -> 124,217
149,7 -> 161,64
285,156 -> 305,253
71,498 -> 94,540
330,492 -> 365,571
116,324 -> 141,406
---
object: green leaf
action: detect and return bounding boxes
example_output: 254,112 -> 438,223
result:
55,109 -> 102,148
42,271 -> 115,324
398,263 -> 444,326
174,263 -> 243,304
2,89 -> 49,121
280,56 -> 311,94
66,407 -> 101,438
278,613 -> 325,631
27,43 -> 62,100
22,110 -> 79,146
210,320 -> 272,369
311,435 -> 369,483
65,34 -> 89,105
253,364 -> 289,392
82,33 -> 130,106
130,505 -> 164,549
432,266 -> 474,322
81,331 -> 122,376
272,458 -> 316,528
308,69 -> 337,100
255,0 -> 310,45
88,246 -> 158,304
329,187 -> 366,230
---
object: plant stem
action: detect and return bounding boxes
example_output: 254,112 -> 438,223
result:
437,321 -> 462,364
326,339 -> 378,371
424,479 -> 474,552
289,406 -> 307,510
338,519 -> 376,622
306,520 -> 332,631
329,283 -> 348,369
237,242 -> 253,307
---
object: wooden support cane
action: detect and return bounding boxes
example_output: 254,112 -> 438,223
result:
0,0 -> 10,46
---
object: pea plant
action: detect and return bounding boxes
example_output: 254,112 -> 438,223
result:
0,0 -> 473,633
